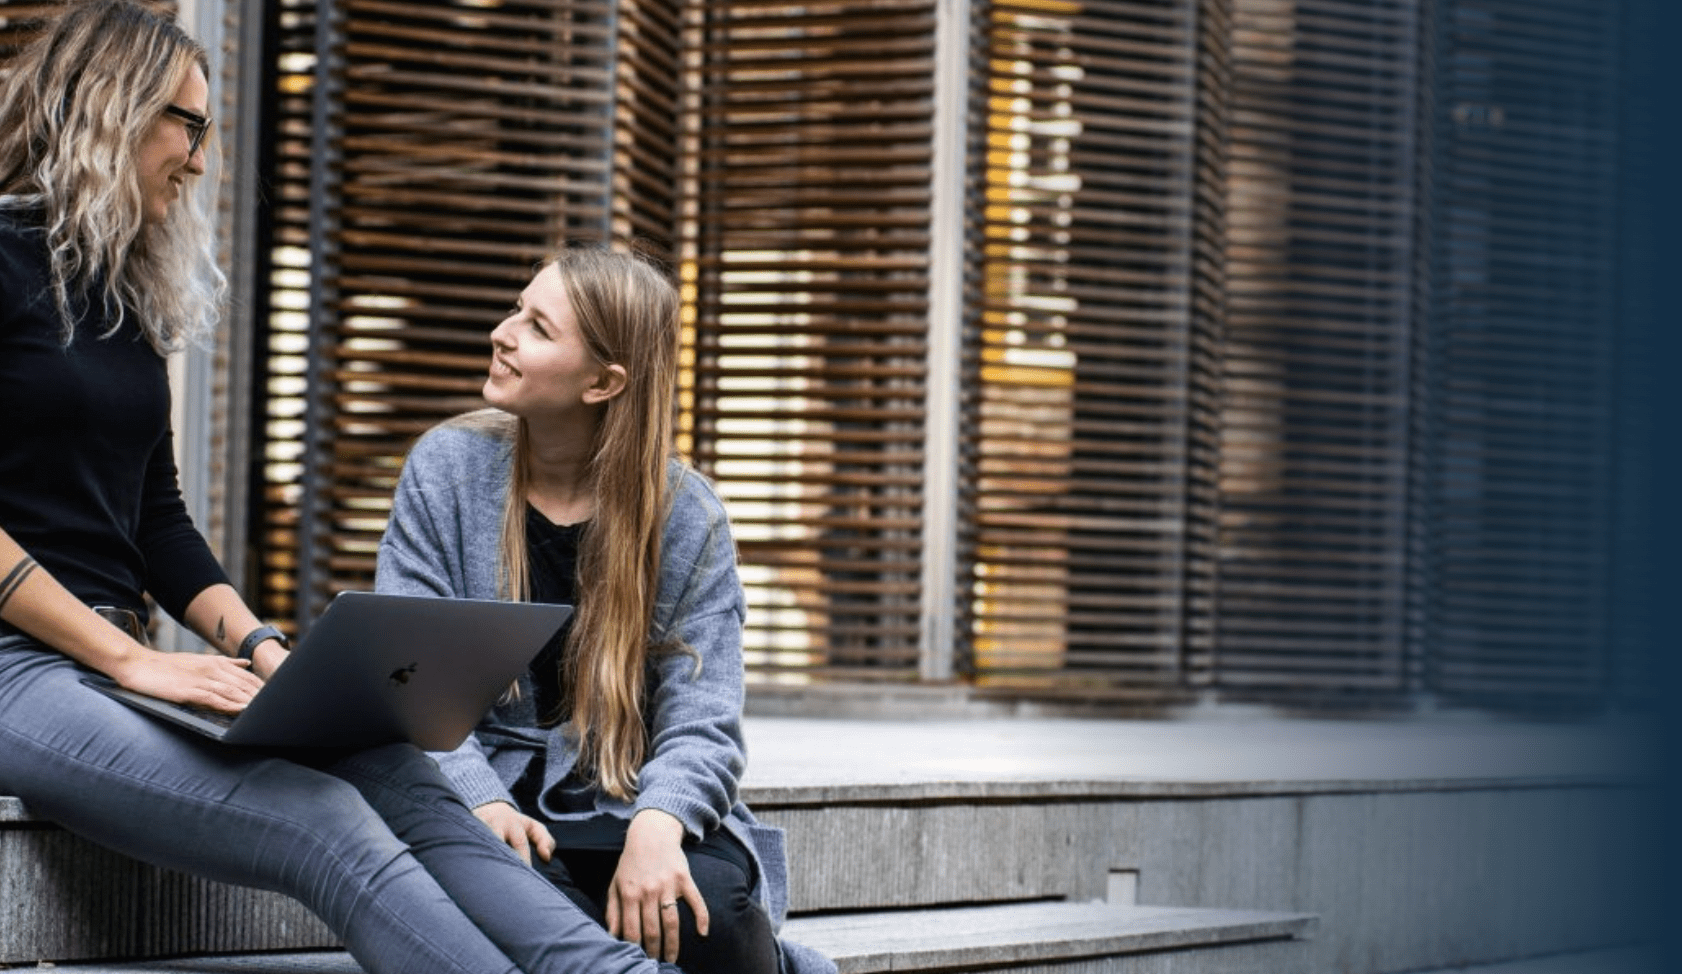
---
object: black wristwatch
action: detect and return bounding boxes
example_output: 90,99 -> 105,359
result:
237,624 -> 290,662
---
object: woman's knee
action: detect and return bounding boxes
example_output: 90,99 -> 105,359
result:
677,853 -> 779,974
320,744 -> 464,815
235,761 -> 411,885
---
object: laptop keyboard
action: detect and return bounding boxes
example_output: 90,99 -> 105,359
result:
183,704 -> 238,729
80,674 -> 240,732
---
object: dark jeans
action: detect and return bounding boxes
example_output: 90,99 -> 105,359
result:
0,637 -> 668,974
536,816 -> 780,974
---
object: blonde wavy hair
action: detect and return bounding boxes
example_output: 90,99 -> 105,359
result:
0,0 -> 224,353
493,247 -> 684,802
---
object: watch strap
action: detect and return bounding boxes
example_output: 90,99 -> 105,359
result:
237,624 -> 289,662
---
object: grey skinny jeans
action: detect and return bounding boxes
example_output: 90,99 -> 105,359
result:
0,636 -> 673,974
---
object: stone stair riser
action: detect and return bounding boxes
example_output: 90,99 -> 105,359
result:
754,784 -> 1650,974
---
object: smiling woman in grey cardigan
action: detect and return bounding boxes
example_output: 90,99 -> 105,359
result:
376,249 -> 834,974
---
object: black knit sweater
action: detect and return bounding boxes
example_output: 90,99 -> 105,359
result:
0,211 -> 227,625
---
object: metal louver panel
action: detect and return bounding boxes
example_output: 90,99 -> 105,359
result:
683,0 -> 938,680
964,0 -> 1225,701
255,0 -> 681,626
1414,0 -> 1620,707
1216,0 -> 1420,696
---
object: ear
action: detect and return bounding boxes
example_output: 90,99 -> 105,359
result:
582,363 -> 628,405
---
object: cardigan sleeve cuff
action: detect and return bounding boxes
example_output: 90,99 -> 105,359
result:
432,751 -> 515,809
634,790 -> 721,841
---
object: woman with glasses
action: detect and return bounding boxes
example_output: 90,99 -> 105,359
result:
0,2 -> 689,972
375,249 -> 836,974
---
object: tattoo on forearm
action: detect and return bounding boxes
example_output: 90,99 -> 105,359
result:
0,556 -> 40,614
215,617 -> 226,645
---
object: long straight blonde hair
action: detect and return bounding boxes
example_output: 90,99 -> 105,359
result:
0,0 -> 224,354
495,247 -> 682,801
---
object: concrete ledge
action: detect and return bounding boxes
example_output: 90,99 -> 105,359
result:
34,902 -> 1316,974
742,773 -> 1635,806
21,952 -> 364,972
736,716 -> 1658,806
783,901 -> 1317,974
0,817 -> 334,964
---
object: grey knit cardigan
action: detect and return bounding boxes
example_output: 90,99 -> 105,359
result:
375,410 -> 835,974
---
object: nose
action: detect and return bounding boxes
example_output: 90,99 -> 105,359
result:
489,316 -> 515,348
185,144 -> 206,176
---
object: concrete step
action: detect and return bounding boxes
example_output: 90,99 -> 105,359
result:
783,901 -> 1317,974
32,901 -> 1318,974
734,720 -> 1655,974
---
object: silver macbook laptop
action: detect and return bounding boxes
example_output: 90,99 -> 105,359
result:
82,591 -> 571,751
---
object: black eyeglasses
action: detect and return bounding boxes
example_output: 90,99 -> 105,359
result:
163,104 -> 212,156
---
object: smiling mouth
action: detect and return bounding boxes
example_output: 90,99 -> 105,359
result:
489,357 -> 519,378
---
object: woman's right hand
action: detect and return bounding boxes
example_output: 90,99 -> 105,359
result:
107,646 -> 264,714
0,532 -> 261,714
474,800 -> 556,865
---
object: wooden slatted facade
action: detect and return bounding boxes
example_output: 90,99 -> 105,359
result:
963,0 -> 1226,701
1215,0 -> 1420,699
681,0 -> 941,680
1413,0 -> 1621,707
253,0 -> 321,627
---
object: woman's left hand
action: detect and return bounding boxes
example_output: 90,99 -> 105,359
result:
607,808 -> 710,963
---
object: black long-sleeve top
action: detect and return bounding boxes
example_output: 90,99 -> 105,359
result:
0,211 -> 228,626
